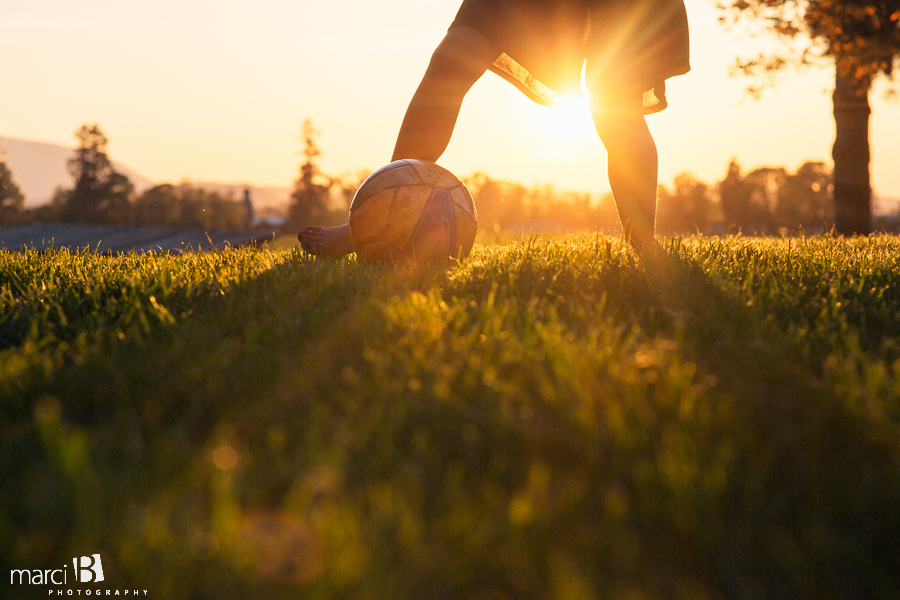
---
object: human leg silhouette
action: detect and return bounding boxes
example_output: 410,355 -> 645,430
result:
591,92 -> 659,250
299,28 -> 661,255
298,26 -> 498,256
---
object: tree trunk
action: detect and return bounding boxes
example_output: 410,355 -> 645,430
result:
832,60 -> 872,235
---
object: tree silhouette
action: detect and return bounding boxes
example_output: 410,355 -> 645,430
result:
719,159 -> 755,232
102,171 -> 135,225
66,124 -> 113,220
717,0 -> 900,234
0,154 -> 25,224
287,119 -> 330,231
133,183 -> 250,229
718,160 -> 784,233
60,124 -> 134,224
657,172 -> 714,234
776,161 -> 833,231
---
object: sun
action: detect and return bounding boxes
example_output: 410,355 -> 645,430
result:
521,62 -> 601,159
527,98 -> 598,159
553,95 -> 593,128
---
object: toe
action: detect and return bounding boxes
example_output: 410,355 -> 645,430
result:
298,227 -> 327,255
298,226 -> 320,242
299,238 -> 317,254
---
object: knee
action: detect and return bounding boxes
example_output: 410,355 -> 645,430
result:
591,99 -> 650,152
593,114 -> 644,152
590,87 -> 644,133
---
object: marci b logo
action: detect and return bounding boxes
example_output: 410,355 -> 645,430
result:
74,554 -> 104,583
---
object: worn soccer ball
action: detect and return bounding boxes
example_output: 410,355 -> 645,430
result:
349,160 -> 477,265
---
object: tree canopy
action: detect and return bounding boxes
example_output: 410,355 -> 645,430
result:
717,0 -> 900,234
287,119 -> 332,231
57,124 -> 134,224
0,155 -> 25,224
133,183 -> 250,229
718,0 -> 900,85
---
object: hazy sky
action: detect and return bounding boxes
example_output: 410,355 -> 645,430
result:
2,0 -> 898,198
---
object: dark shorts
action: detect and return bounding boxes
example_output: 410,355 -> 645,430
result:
452,0 -> 690,113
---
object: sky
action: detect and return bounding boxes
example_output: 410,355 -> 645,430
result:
1,0 -> 898,199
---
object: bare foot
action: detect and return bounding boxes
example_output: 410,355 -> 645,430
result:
297,224 -> 355,257
628,236 -> 661,254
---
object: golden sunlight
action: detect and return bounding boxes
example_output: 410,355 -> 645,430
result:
523,63 -> 599,160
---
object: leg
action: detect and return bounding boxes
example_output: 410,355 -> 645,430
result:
299,26 -> 498,256
591,93 -> 659,249
391,25 -> 498,161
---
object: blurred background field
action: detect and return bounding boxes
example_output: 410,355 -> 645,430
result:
2,236 -> 900,599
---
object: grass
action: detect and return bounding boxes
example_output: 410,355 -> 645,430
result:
2,235 -> 900,599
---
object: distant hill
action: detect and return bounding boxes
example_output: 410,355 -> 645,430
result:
0,136 -> 291,214
0,136 -> 155,207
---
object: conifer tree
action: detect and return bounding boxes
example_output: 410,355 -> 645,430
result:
62,124 -> 134,224
287,119 -> 330,231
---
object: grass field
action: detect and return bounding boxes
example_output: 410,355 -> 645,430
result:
2,235 -> 900,599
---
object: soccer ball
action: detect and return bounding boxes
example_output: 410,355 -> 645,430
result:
349,160 -> 477,265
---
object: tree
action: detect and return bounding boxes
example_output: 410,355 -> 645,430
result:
657,172 -> 714,234
463,173 -> 529,233
133,183 -> 250,229
718,160 -> 788,233
287,119 -> 330,231
102,171 -> 135,225
0,154 -> 25,224
61,124 -> 134,224
65,124 -> 113,221
717,0 -> 900,234
133,184 -> 181,226
776,161 -> 833,231
719,159 -> 756,232
335,169 -> 371,211
745,166 -> 788,233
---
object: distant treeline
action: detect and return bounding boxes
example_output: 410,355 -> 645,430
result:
0,125 -> 258,230
0,122 -> 357,232
465,159 -> 837,236
42,181 -> 253,229
0,121 -> 881,236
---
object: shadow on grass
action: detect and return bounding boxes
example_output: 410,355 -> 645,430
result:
618,245 -> 900,600
1,252 -> 393,599
3,241 -> 899,600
